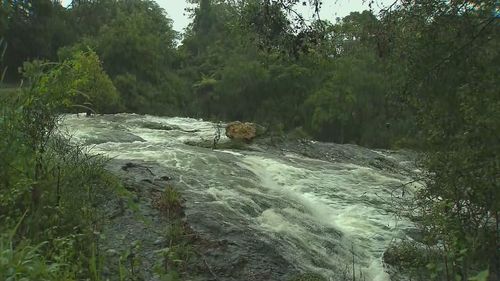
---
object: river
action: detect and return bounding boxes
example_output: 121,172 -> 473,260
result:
61,113 -> 417,281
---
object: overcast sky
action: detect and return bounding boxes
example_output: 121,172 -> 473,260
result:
157,0 -> 392,32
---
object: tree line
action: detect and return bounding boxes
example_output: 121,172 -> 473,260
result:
1,0 -> 419,147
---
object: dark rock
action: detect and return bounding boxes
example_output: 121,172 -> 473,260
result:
141,122 -> 180,131
160,175 -> 172,181
184,139 -> 254,150
102,159 -> 300,281
181,129 -> 201,133
81,131 -> 145,145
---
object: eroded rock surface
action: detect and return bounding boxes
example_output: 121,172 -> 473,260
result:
62,114 -> 417,281
99,159 -> 299,281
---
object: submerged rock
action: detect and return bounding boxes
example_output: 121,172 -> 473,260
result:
184,139 -> 254,150
82,131 -> 145,145
140,121 -> 201,133
141,121 -> 180,131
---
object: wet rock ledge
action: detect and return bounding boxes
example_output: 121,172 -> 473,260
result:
98,159 -> 305,281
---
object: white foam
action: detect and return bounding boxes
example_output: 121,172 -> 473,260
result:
240,154 -> 411,280
60,114 -> 413,281
218,150 -> 244,157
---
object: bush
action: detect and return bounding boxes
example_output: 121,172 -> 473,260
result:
156,185 -> 183,218
67,50 -> 121,113
0,54 -> 121,280
21,50 -> 121,115
0,234 -> 64,281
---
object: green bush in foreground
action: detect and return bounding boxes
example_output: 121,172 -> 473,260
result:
22,49 -> 120,114
0,46 -> 119,280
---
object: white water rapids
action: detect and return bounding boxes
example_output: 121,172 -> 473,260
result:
61,113 -> 416,281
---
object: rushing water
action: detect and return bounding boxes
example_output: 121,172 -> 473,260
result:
61,113 -> 416,281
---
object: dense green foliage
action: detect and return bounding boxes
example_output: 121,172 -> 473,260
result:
1,0 -> 410,146
0,51 -> 120,279
383,1 -> 500,280
25,50 -> 119,113
1,0 -> 499,280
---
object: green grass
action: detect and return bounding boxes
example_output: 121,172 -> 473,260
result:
155,185 -> 183,218
163,220 -> 194,274
0,79 -> 122,280
152,185 -> 195,280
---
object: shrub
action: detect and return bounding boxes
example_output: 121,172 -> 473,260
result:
21,50 -> 120,115
0,51 -> 121,280
156,185 -> 183,218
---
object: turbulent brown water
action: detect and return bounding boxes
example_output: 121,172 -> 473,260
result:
61,113 -> 418,281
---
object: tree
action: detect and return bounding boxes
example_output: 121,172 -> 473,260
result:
68,0 -> 117,37
3,0 -> 75,80
383,1 -> 500,279
66,50 -> 120,113
83,0 -> 183,114
0,2 -> 10,37
22,50 -> 120,114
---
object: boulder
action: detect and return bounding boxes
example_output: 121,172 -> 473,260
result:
225,121 -> 258,142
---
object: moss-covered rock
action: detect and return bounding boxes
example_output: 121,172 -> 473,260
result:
289,272 -> 327,281
383,241 -> 431,268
